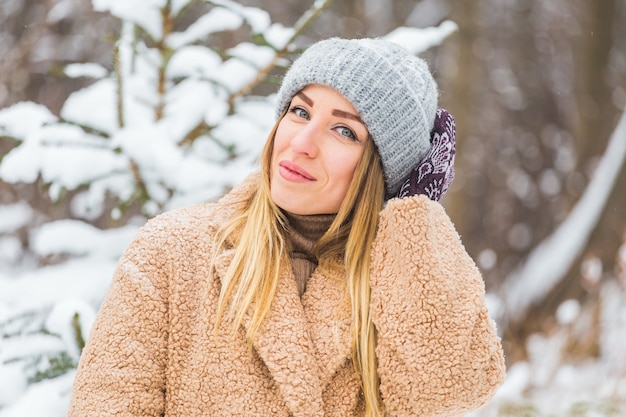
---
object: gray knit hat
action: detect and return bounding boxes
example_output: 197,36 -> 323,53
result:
276,37 -> 439,195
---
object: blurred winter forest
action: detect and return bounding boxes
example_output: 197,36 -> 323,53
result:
1,0 -> 625,416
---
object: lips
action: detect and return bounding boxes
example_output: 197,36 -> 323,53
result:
278,160 -> 316,182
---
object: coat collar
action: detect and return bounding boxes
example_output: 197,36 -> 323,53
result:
213,243 -> 352,417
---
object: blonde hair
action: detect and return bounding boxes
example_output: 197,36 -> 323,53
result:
214,116 -> 386,416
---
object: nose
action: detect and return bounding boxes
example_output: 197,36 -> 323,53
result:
289,122 -> 319,158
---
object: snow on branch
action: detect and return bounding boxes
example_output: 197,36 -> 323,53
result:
383,20 -> 459,55
502,109 -> 626,321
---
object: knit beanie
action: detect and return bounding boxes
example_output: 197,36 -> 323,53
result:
276,37 -> 439,195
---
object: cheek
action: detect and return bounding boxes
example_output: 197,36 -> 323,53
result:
272,125 -> 290,160
329,151 -> 362,187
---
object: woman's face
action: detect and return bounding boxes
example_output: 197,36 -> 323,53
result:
270,84 -> 369,215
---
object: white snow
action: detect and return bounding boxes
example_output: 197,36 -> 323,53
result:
212,58 -> 260,93
210,0 -> 271,34
263,23 -> 295,50
166,46 -> 222,80
60,78 -> 118,134
166,7 -> 243,49
170,0 -> 194,16
45,299 -> 96,361
0,236 -> 23,267
0,361 -> 28,406
204,99 -> 229,126
92,0 -> 164,40
227,42 -> 275,69
383,20 -> 459,54
1,257 -> 120,309
64,63 -> 108,79
0,202 -> 33,233
0,102 -> 57,139
0,372 -> 75,417
0,128 -> 128,194
162,79 -> 223,139
31,220 -> 138,259
1,333 -> 66,362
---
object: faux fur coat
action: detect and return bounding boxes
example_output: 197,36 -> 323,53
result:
68,173 -> 505,417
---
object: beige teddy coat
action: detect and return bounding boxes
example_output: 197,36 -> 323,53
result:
68,173 -> 505,417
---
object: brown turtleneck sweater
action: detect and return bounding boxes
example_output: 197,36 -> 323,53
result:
283,212 -> 335,297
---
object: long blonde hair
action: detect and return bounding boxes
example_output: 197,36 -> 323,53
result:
214,115 -> 386,416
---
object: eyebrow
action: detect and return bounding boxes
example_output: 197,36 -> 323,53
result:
295,91 -> 364,124
332,109 -> 363,123
295,91 -> 313,106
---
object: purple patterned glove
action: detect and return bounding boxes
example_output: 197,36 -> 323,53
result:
396,109 -> 456,201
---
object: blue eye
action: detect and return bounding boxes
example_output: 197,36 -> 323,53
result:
336,126 -> 357,141
290,106 -> 310,120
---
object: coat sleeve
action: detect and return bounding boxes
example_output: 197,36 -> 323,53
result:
370,195 -> 506,417
67,216 -> 175,417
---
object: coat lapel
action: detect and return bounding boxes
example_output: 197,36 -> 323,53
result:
301,265 -> 353,388
213,250 -> 325,417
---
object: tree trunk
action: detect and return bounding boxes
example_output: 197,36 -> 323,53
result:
575,0 -> 625,270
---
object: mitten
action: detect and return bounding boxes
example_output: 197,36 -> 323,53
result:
396,108 -> 456,201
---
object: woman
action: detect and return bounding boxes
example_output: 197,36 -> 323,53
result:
68,38 -> 505,417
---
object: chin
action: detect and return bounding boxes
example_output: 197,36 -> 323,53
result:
277,200 -> 310,215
